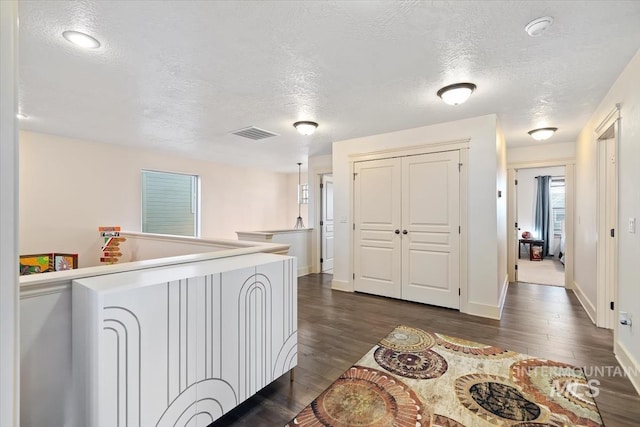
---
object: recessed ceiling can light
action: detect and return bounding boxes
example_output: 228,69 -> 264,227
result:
525,16 -> 554,37
293,121 -> 318,136
437,83 -> 477,106
62,30 -> 101,49
528,127 -> 558,141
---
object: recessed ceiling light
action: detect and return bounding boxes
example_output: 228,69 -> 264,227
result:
528,127 -> 558,141
62,30 -> 101,49
293,121 -> 318,136
16,113 -> 28,119
436,83 -> 477,106
525,16 -> 554,37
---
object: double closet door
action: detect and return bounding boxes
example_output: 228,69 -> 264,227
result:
353,150 -> 460,309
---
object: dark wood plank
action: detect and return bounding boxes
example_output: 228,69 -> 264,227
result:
211,275 -> 640,427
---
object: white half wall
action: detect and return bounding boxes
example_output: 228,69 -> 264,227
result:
19,131 -> 297,267
332,114 -> 507,316
576,49 -> 640,377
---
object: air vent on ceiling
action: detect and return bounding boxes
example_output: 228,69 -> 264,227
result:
231,126 -> 278,140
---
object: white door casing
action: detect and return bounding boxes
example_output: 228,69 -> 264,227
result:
321,175 -> 334,272
597,136 -> 618,329
401,151 -> 460,309
353,158 -> 402,298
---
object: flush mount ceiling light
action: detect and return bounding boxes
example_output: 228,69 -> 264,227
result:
528,127 -> 558,141
436,83 -> 477,106
62,30 -> 101,49
16,113 -> 28,119
293,121 -> 318,136
525,16 -> 554,37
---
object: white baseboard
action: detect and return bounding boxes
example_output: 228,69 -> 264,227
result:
466,301 -> 501,320
297,266 -> 312,277
572,280 -> 596,325
497,275 -> 509,319
615,340 -> 640,397
331,279 -> 353,292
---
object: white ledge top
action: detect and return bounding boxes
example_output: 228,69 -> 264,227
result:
236,228 -> 313,236
73,252 -> 290,293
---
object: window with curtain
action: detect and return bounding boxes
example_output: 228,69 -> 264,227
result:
550,177 -> 565,237
141,170 -> 200,237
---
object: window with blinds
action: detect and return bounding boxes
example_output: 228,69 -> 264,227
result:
550,177 -> 565,237
141,170 -> 199,237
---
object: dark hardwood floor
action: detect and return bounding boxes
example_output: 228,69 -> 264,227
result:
212,274 -> 640,427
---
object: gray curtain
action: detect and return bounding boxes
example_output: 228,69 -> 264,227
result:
534,175 -> 551,256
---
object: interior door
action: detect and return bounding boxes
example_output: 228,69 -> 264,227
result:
354,158 -> 402,298
401,151 -> 460,309
321,174 -> 334,272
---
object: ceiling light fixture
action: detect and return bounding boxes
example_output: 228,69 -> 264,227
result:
62,30 -> 101,49
436,83 -> 477,106
528,127 -> 558,141
525,16 -> 554,37
16,113 -> 28,119
293,121 -> 318,136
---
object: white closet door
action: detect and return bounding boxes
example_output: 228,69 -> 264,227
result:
321,175 -> 334,272
354,158 -> 402,298
401,151 -> 460,309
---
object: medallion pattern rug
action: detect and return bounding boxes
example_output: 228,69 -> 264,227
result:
286,325 -> 603,426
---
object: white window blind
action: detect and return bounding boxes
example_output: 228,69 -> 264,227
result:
550,177 -> 565,237
141,170 -> 199,237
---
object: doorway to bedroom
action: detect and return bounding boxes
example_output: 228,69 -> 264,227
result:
515,166 -> 566,287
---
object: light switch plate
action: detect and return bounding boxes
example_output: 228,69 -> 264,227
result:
629,217 -> 636,234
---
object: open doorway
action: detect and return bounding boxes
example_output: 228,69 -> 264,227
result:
320,174 -> 334,273
515,166 -> 566,286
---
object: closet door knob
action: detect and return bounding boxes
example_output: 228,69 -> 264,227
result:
394,229 -> 400,234
402,230 -> 408,234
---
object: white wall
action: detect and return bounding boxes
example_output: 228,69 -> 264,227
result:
19,131 -> 297,267
507,141 -> 576,164
332,114 -> 507,318
515,166 -> 565,253
0,2 -> 20,426
575,48 -> 640,390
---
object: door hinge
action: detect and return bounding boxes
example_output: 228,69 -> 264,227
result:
515,222 -> 518,228
610,228 -> 615,237
320,183 -> 324,189
515,179 -> 518,185
353,172 -> 357,180
515,264 -> 518,270
458,226 -> 461,234
353,273 -> 355,280
320,258 -> 323,263
320,220 -> 323,226
458,288 -> 461,296
353,223 -> 355,230
458,162 -> 463,171
610,301 -> 615,310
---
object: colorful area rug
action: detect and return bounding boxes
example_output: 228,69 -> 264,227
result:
287,325 -> 603,426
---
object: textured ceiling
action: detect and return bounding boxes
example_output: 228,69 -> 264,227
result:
18,1 -> 640,172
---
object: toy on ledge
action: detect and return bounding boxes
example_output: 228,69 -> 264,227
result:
99,226 -> 126,264
19,253 -> 78,275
